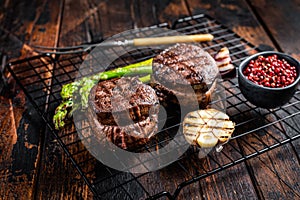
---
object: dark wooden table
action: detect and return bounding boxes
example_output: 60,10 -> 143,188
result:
0,0 -> 300,199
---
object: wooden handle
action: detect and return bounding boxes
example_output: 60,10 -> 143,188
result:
133,34 -> 214,46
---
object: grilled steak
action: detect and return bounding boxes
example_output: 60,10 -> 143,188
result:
151,43 -> 219,109
88,77 -> 159,150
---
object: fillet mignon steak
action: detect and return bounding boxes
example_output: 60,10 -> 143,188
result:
88,77 -> 159,150
151,43 -> 219,109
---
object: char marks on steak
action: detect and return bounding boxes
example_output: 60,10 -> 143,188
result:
90,77 -> 158,126
151,43 -> 219,109
88,77 -> 159,150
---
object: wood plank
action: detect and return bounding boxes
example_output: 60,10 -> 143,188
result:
58,0 -> 135,45
135,142 -> 203,199
186,0 -> 275,50
1,1 -> 297,200
95,0 -> 134,39
237,114 -> 300,199
249,0 -> 300,59
155,0 -> 191,26
170,1 -> 265,199
34,0 -> 95,199
132,0 -> 159,28
223,101 -> 300,200
83,0 -> 104,42
35,129 -> 94,199
0,0 -> 46,59
37,0 -> 137,199
0,95 -> 29,200
185,0 -> 300,199
198,147 -> 258,199
238,0 -> 300,198
0,0 -> 61,199
58,0 -> 104,46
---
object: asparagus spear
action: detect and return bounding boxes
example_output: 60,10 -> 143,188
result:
53,58 -> 153,130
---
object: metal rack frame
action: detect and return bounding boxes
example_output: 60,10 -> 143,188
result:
6,14 -> 300,200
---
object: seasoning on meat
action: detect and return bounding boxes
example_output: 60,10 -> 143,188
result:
151,43 -> 219,109
87,77 -> 159,150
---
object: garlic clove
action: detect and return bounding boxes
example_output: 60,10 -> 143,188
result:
196,132 -> 219,148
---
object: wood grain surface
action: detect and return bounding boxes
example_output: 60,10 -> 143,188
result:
0,0 -> 299,199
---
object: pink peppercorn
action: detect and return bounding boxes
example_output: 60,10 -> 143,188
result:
243,55 -> 297,88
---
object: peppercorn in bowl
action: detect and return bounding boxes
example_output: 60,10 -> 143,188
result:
238,51 -> 300,109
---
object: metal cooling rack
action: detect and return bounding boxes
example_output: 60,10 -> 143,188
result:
6,14 -> 300,200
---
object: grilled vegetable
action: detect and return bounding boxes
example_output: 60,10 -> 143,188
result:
214,47 -> 235,78
183,108 -> 235,148
196,132 -> 219,148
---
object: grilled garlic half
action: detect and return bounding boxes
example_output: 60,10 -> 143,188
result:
183,108 -> 235,148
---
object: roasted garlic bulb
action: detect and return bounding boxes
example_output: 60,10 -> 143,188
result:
183,108 -> 235,148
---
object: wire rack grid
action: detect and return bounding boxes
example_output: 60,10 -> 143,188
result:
6,14 -> 300,200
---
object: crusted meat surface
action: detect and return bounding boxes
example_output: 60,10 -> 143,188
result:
87,109 -> 158,150
89,77 -> 158,126
151,43 -> 218,109
88,77 -> 159,150
152,43 -> 218,89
